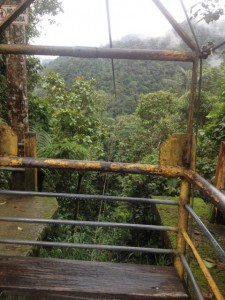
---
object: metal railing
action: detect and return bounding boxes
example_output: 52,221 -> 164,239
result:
0,156 -> 224,300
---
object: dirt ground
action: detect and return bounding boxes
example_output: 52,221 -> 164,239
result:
0,195 -> 58,256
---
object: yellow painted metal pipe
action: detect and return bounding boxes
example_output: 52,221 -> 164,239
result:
0,156 -> 184,177
174,179 -> 190,279
184,169 -> 225,214
182,230 -> 224,300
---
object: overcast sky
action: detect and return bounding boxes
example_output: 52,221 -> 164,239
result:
33,0 -> 198,47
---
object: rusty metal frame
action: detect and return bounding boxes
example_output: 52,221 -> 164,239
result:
0,0 -> 36,34
0,156 -> 225,213
185,169 -> 225,214
1,1 -> 224,298
152,0 -> 198,52
0,44 -> 198,62
0,156 -> 184,176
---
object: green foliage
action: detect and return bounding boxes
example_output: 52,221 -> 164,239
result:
29,96 -> 52,133
26,0 -> 63,40
1,10 -> 224,264
136,91 -> 184,151
42,72 -> 105,155
162,66 -> 192,96
190,0 -> 224,23
39,141 -> 87,160
137,91 -> 179,126
27,57 -> 43,92
41,20 -> 225,116
205,100 -> 225,141
41,38 -> 187,116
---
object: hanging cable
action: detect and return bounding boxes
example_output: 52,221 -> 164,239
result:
180,0 -> 200,52
212,40 -> 225,52
105,0 -> 118,103
196,58 -> 203,134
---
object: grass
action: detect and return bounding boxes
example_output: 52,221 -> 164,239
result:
155,196 -> 225,299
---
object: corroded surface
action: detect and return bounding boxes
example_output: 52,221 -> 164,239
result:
0,44 -> 197,62
0,156 -> 184,177
0,124 -> 17,156
185,170 -> 225,214
0,195 -> 58,256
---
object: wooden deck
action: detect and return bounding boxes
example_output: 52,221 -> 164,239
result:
0,256 -> 189,299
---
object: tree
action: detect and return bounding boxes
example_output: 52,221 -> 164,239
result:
0,0 -> 63,124
135,91 -> 184,152
191,0 -> 224,23
26,0 -> 63,41
42,72 -> 105,153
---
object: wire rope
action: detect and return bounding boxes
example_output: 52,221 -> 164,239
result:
105,0 -> 117,103
212,40 -> 225,52
180,0 -> 200,52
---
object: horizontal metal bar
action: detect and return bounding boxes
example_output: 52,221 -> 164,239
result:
0,44 -> 197,62
0,190 -> 178,205
180,254 -> 204,300
185,204 -> 225,262
184,170 -> 225,214
0,217 -> 178,232
0,156 -> 184,177
0,239 -> 176,254
0,167 -> 24,172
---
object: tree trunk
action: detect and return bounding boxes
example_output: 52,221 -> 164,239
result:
5,0 -> 28,144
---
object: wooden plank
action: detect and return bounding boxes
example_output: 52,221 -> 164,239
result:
0,257 -> 189,299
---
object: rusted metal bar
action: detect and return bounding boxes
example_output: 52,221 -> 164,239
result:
185,57 -> 198,168
0,156 -> 184,177
215,141 -> 225,190
184,170 -> 225,214
0,44 -> 197,62
187,58 -> 199,136
0,0 -> 35,34
152,0 -> 198,52
174,179 -> 190,279
214,141 -> 225,222
182,230 -> 224,300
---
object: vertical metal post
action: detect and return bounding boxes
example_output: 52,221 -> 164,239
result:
175,179 -> 190,279
0,124 -> 17,156
185,58 -> 198,169
25,132 -> 37,191
187,58 -> 198,135
214,141 -> 225,223
175,55 -> 198,279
